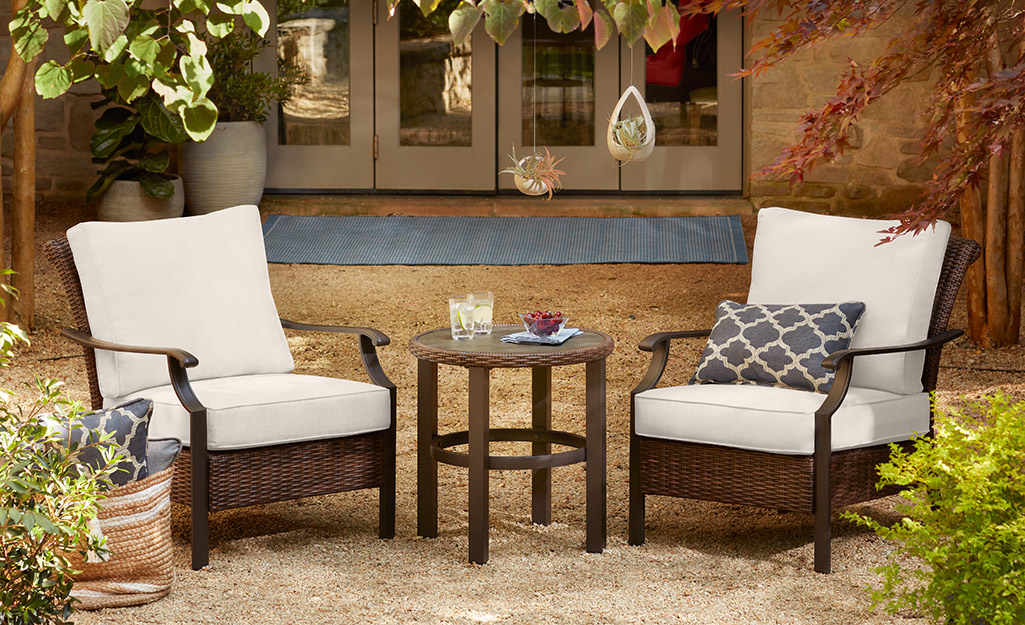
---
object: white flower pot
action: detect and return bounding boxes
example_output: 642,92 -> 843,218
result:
607,85 -> 656,163
179,121 -> 267,215
514,174 -> 549,196
96,177 -> 184,222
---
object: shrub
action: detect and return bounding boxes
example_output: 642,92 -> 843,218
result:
1,282 -> 119,625
845,394 -> 1025,625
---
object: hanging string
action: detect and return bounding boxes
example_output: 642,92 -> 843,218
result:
532,11 -> 537,151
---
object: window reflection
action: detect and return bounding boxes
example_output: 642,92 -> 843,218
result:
644,9 -> 718,146
277,0 -> 350,145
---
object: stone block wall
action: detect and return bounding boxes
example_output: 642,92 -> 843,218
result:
1,10 -> 103,204
748,7 -> 935,217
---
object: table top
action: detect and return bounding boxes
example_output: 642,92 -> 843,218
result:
409,325 -> 614,369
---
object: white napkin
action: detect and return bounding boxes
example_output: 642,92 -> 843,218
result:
500,327 -> 582,345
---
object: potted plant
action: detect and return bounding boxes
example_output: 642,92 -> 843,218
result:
845,394 -> 1025,625
87,92 -> 190,222
607,85 -> 655,163
500,145 -> 566,200
1,296 -> 119,622
179,28 -> 305,214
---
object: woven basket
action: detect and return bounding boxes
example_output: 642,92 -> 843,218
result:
69,467 -> 175,610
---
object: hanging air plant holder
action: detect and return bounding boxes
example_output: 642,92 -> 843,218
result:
607,85 -> 656,163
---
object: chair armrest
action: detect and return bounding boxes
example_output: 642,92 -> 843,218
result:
279,319 -> 390,347
60,328 -> 206,414
638,329 -> 711,352
632,329 -> 712,395
61,328 -> 198,368
821,329 -> 963,370
279,319 -> 395,389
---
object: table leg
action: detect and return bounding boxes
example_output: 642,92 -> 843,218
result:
585,358 -> 607,554
531,366 -> 552,526
468,366 -> 490,564
417,359 -> 439,539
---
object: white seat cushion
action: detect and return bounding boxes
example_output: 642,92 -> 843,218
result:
67,205 -> 294,400
747,208 -> 950,395
634,384 -> 930,455
107,374 -> 391,451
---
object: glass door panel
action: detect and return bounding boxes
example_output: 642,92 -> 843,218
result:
375,0 -> 495,191
263,0 -> 374,190
498,14 -> 620,191
620,8 -> 742,191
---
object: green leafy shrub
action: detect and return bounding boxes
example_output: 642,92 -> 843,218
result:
205,29 -> 305,123
845,394 -> 1025,625
1,281 -> 119,625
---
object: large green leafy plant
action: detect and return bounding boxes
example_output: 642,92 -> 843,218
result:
846,394 -> 1025,625
11,0 -> 273,141
0,276 -> 120,625
87,91 -> 190,200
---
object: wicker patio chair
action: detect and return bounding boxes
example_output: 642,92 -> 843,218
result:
44,205 -> 396,571
629,207 -> 980,574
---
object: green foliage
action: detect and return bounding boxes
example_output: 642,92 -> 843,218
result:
205,28 -> 305,123
86,91 -> 189,202
1,300 -> 120,625
500,144 -> 565,200
611,114 -> 648,150
13,0 -> 274,141
844,394 -> 1025,625
391,0 -> 682,51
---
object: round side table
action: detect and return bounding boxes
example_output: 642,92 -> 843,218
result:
409,325 -> 614,564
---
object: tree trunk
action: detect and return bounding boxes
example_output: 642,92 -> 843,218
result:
11,59 -> 34,328
0,0 -> 28,322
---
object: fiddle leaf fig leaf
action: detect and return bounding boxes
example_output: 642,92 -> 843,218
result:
138,151 -> 170,173
612,0 -> 648,46
449,3 -> 483,46
82,0 -> 130,53
138,95 -> 190,143
35,61 -> 73,99
482,0 -> 525,46
535,0 -> 580,33
643,2 -> 679,52
138,172 -> 176,199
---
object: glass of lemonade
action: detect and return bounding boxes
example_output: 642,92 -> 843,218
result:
468,291 -> 494,335
449,298 -> 475,340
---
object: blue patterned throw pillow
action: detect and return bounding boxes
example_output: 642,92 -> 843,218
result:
691,301 -> 866,393
50,398 -> 153,488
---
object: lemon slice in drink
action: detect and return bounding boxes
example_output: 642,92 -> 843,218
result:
473,303 -> 493,324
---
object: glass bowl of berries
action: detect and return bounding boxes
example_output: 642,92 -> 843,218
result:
520,311 -> 568,337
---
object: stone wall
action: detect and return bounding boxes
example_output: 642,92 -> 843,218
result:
748,7 -> 934,217
1,10 -> 102,205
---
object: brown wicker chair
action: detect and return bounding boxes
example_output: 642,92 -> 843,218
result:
629,208 -> 980,573
44,206 -> 396,571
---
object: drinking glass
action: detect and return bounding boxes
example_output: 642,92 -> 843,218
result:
449,298 -> 474,340
468,291 -> 494,335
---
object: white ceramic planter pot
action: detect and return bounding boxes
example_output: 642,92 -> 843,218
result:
96,177 -> 184,222
514,174 -> 549,196
607,85 -> 656,163
179,121 -> 267,215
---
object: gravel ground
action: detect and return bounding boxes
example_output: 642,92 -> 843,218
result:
4,202 -> 1023,625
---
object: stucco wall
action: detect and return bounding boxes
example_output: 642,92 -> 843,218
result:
747,7 -> 935,216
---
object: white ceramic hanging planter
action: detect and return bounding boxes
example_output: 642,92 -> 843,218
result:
607,85 -> 656,163
514,156 -> 549,197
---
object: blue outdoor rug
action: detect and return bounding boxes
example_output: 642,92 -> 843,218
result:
262,215 -> 748,266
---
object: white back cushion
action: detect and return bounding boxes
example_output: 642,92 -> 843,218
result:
68,205 -> 294,400
746,207 -> 950,395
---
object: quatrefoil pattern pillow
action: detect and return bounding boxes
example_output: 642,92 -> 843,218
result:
52,398 -> 153,488
691,301 -> 866,393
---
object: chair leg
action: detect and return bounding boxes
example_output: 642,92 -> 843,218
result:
379,427 -> 396,539
628,430 -> 645,545
190,444 -> 210,571
813,413 -> 832,574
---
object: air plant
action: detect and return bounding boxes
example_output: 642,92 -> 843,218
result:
500,145 -> 566,200
610,114 -> 651,164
